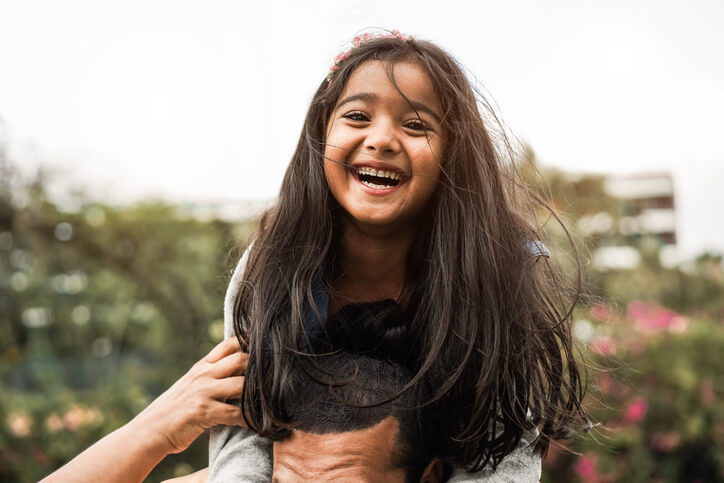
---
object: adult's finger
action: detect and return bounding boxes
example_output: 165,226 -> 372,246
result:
208,401 -> 247,428
203,337 -> 243,364
211,375 -> 246,401
210,351 -> 249,378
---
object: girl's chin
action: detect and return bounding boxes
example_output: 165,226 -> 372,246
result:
344,208 -> 399,226
343,208 -> 420,231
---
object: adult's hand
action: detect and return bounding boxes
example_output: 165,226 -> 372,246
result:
42,337 -> 248,483
140,336 -> 249,454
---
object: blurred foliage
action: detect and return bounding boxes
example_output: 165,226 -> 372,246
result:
1,139 -> 722,481
0,149 -> 251,480
542,312 -> 724,482
519,149 -> 724,482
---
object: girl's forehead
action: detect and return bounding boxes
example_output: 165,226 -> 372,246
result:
338,60 -> 441,113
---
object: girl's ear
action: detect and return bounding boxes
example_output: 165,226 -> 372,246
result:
420,457 -> 444,483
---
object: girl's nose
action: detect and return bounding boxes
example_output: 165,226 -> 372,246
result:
363,120 -> 400,156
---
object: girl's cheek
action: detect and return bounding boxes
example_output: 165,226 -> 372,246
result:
324,142 -> 347,164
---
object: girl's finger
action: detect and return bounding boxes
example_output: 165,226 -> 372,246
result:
203,337 -> 242,364
210,351 -> 249,378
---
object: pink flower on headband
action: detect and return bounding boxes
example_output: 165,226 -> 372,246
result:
327,30 -> 413,81
334,51 -> 351,64
352,32 -> 375,47
390,30 -> 409,41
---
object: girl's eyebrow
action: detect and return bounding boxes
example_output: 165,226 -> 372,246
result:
336,92 -> 376,108
336,92 -> 442,124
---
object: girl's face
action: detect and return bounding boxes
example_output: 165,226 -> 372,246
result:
324,60 -> 445,229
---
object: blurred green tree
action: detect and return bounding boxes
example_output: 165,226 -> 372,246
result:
0,132 -> 253,480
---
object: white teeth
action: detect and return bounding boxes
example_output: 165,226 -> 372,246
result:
356,167 -> 402,181
360,179 -> 391,189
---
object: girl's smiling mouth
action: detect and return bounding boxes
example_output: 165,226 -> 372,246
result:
350,163 -> 409,194
355,166 -> 405,190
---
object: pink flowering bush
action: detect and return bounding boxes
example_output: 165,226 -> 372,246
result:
572,454 -> 597,480
623,397 -> 648,425
542,304 -> 724,482
520,156 -> 724,481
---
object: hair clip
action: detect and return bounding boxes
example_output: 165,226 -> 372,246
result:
527,239 -> 551,260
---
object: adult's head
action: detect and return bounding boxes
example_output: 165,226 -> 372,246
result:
272,350 -> 446,483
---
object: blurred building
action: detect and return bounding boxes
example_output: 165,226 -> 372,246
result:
604,172 -> 676,245
594,172 -> 677,269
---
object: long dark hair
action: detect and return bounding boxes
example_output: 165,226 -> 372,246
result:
234,34 -> 588,471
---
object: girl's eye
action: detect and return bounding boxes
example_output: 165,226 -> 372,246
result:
405,118 -> 431,132
342,111 -> 369,122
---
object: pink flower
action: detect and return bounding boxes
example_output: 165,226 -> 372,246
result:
590,303 -> 613,322
624,397 -> 648,424
328,31 -> 412,81
627,300 -> 688,333
590,335 -> 616,355
334,51 -> 351,64
390,29 -> 408,40
573,455 -> 596,479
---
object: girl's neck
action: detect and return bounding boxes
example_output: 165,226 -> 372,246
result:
330,218 -> 414,311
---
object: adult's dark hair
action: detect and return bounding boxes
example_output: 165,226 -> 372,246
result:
235,34 -> 588,471
281,347 -> 443,483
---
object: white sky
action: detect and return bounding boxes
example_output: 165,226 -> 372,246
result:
1,0 -> 723,259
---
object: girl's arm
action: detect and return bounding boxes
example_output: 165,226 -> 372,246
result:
42,338 -> 247,483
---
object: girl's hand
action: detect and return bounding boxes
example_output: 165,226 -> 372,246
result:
132,337 -> 248,454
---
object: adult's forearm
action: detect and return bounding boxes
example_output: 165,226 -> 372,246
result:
41,414 -> 170,483
42,337 -> 247,482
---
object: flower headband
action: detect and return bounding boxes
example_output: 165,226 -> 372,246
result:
326,30 -> 413,81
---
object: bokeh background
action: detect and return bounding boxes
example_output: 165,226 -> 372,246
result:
1,1 -> 722,481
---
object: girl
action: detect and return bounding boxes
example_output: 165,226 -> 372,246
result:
211,31 -> 587,481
